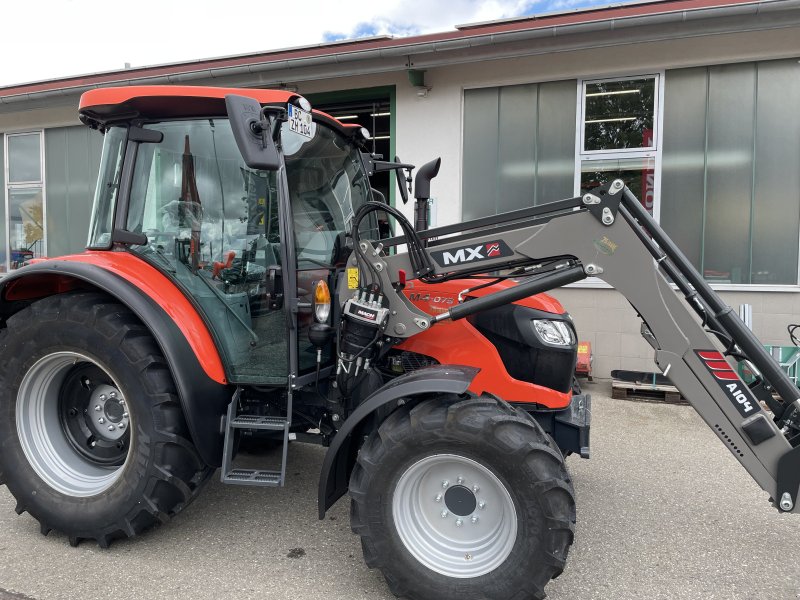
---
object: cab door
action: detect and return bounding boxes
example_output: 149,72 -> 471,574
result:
281,121 -> 377,376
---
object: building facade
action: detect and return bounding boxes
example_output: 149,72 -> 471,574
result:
1,0 -> 799,377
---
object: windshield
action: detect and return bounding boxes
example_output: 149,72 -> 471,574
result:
282,121 -> 377,268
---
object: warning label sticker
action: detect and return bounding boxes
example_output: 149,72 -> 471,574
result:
347,267 -> 359,289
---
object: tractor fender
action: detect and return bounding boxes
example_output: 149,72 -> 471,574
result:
0,260 -> 231,467
318,364 -> 479,517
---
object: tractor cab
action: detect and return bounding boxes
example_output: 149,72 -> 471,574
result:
80,86 -> 379,386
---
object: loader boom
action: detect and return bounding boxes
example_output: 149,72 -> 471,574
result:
340,180 -> 800,513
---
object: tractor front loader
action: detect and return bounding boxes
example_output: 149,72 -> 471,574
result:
0,86 -> 797,600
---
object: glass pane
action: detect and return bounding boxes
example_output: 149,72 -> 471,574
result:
8,133 -> 42,183
497,84 -> 537,212
8,187 -> 44,269
703,63 -> 755,284
536,80 -> 578,205
660,68 -> 707,271
751,59 -> 800,285
580,157 -> 656,214
584,78 -> 656,152
126,119 -> 285,384
463,87 -> 500,220
87,127 -> 126,248
283,122 -> 374,268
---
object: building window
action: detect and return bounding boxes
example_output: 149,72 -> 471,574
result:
577,75 -> 660,218
582,77 -> 657,153
4,131 -> 46,271
661,60 -> 800,286
462,80 -> 577,220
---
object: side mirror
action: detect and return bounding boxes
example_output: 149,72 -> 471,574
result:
394,155 -> 410,205
225,95 -> 280,171
414,158 -> 441,201
361,152 -> 413,205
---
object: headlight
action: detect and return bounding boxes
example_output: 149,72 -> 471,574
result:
532,319 -> 575,346
314,280 -> 331,323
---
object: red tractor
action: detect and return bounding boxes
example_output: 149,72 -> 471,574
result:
0,87 -> 586,600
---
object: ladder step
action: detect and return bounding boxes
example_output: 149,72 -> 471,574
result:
222,468 -> 282,486
230,415 -> 287,430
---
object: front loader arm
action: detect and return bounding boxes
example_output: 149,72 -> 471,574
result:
340,181 -> 800,513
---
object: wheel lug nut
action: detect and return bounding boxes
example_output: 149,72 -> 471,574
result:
471,515 -> 479,524
442,480 -> 449,489
108,425 -> 115,431
440,510 -> 448,518
478,501 -> 486,510
98,417 -> 105,424
122,412 -> 128,419
119,399 -> 125,406
472,485 -> 480,493
94,405 -> 102,412
118,422 -> 126,429
99,394 -> 106,401
456,476 -> 464,485
455,519 -> 463,527
435,494 -> 443,503
109,392 -> 117,398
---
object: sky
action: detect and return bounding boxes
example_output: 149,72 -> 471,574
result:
0,0 -> 611,88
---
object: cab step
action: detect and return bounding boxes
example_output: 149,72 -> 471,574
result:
220,387 -> 292,487
230,415 -> 287,430
222,469 -> 282,486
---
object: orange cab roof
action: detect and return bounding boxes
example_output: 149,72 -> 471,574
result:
78,85 -> 356,131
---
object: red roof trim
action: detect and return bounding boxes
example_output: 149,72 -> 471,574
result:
78,86 -> 296,111
0,0 -> 758,99
78,85 -> 356,131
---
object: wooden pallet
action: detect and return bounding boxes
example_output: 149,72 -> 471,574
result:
611,378 -> 687,404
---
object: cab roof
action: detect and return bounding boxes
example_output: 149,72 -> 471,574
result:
78,85 -> 356,132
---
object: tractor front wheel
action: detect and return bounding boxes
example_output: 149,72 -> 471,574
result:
349,396 -> 575,600
0,292 -> 212,547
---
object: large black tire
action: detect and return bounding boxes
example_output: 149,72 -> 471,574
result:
349,396 -> 575,600
0,292 -> 213,547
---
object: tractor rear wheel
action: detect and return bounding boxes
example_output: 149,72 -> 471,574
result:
0,292 -> 213,547
349,396 -> 575,600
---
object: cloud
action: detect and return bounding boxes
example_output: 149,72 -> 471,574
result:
319,0 -> 606,43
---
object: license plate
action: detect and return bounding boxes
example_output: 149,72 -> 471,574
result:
287,104 -> 314,139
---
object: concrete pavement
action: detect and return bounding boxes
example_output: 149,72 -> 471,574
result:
1,381 -> 798,600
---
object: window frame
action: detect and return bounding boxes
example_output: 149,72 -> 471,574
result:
568,73 -> 665,288
3,129 -> 46,273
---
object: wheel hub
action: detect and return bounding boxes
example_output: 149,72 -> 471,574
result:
444,485 -> 477,516
87,384 -> 129,442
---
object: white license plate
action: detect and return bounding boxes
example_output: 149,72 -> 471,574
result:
287,104 -> 314,139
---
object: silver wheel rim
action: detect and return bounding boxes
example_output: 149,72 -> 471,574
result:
392,453 -> 517,578
16,351 -> 130,497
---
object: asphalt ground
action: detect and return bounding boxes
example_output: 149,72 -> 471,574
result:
1,380 -> 799,600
